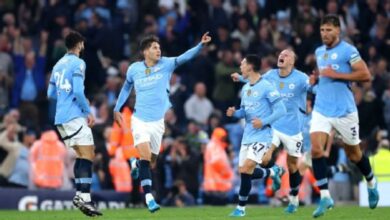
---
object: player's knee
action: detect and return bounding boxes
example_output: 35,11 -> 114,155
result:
287,163 -> 298,173
345,149 -> 362,163
238,166 -> 251,174
261,158 -> 270,166
239,163 -> 256,174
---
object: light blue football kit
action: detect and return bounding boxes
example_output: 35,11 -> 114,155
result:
310,40 -> 361,145
239,69 -> 310,156
233,78 -> 286,165
114,43 -> 203,121
314,40 -> 359,117
262,69 -> 310,136
48,53 -> 91,125
47,53 -> 94,148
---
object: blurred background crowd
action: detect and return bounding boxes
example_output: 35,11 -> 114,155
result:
0,0 -> 390,207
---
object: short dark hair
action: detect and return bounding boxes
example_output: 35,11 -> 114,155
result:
245,54 -> 262,72
321,14 -> 340,27
65,31 -> 85,50
139,35 -> 159,51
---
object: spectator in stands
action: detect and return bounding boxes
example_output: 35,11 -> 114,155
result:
213,50 -> 239,113
184,82 -> 214,126
0,121 -> 22,185
0,33 -> 13,117
12,30 -> 47,128
6,129 -> 36,188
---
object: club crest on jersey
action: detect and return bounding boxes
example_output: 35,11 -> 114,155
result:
331,53 -> 338,60
323,53 -> 328,60
247,89 -> 251,96
289,83 -> 295,89
279,82 -> 284,89
145,68 -> 151,75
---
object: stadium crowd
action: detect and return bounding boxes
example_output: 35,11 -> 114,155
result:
0,0 -> 389,207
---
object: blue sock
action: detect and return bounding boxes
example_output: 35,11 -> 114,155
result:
78,158 -> 93,193
252,168 -> 269,179
238,173 -> 252,207
74,158 -> 81,192
312,157 -> 328,190
355,155 -> 374,182
289,170 -> 302,196
139,160 -> 152,194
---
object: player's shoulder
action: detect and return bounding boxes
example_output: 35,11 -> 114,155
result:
262,69 -> 277,78
293,69 -> 309,80
339,40 -> 357,50
127,61 -> 142,72
261,78 -> 276,89
315,45 -> 326,54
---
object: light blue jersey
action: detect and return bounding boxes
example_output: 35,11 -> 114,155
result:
302,113 -> 312,153
233,78 -> 286,145
314,40 -> 360,117
263,69 -> 310,136
48,54 -> 90,125
114,43 -> 203,121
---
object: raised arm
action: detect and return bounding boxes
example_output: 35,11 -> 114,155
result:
175,32 -> 211,66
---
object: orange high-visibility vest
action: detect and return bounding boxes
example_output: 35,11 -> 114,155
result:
109,149 -> 132,192
30,130 -> 66,189
203,128 -> 233,192
109,107 -> 139,159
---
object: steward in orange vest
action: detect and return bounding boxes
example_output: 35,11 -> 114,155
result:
203,127 -> 234,192
30,130 -> 67,189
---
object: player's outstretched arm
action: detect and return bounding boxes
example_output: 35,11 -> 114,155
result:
175,32 -> 211,66
231,72 -> 248,83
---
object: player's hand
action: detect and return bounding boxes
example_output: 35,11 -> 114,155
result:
320,66 -> 339,79
231,72 -> 241,82
113,111 -> 124,128
201,32 -> 212,44
252,118 -> 263,129
87,113 -> 95,128
226,107 -> 236,117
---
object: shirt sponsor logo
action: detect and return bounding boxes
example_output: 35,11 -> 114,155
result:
135,73 -> 163,86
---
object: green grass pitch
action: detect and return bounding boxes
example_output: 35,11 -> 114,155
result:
0,206 -> 388,220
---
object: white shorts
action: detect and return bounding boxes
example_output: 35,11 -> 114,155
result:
272,129 -> 303,157
310,111 -> 360,145
131,116 -> 164,155
238,142 -> 270,167
57,117 -> 94,148
302,151 -> 312,167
